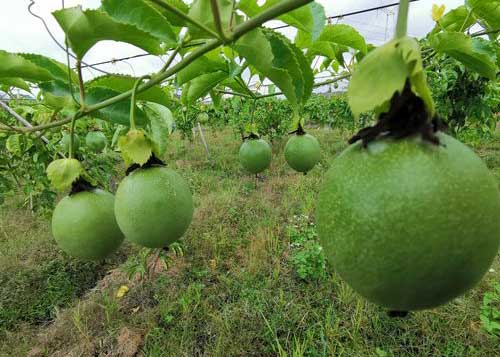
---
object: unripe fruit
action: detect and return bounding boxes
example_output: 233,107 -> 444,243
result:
85,131 -> 107,153
114,167 -> 194,248
59,133 -> 80,153
317,133 -> 500,311
52,189 -> 124,260
284,133 -> 321,173
239,138 -> 272,174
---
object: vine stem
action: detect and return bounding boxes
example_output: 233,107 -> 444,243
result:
159,36 -> 189,72
395,0 -> 410,39
130,76 -> 151,129
68,112 -> 79,159
76,60 -> 86,106
1,0 -> 313,133
210,0 -> 229,42
257,73 -> 351,99
149,0 -> 220,39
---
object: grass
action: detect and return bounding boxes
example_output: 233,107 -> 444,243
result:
0,128 -> 499,356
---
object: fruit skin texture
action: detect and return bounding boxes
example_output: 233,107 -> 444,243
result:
52,190 -> 124,260
239,139 -> 272,174
60,134 -> 80,153
114,167 -> 193,248
317,133 -> 500,311
85,131 -> 107,153
284,133 -> 321,173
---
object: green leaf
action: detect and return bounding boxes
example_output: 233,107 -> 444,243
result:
239,0 -> 326,40
86,74 -> 172,107
102,0 -> 177,45
467,0 -> 500,30
315,24 -> 367,55
0,78 -> 30,92
349,37 -> 434,118
147,0 -> 189,27
176,51 -> 227,85
233,29 -> 311,109
187,0 -> 234,39
6,134 -> 23,155
210,90 -> 222,109
18,53 -> 77,83
143,102 -> 174,157
185,71 -> 229,104
0,50 -> 53,82
290,40 -> 314,105
431,6 -> 477,34
348,40 -> 409,117
52,7 -> 164,59
398,37 -> 435,116
118,129 -> 153,166
222,77 -> 255,97
86,87 -> 148,126
39,80 -> 78,110
430,32 -> 498,79
46,159 -> 83,192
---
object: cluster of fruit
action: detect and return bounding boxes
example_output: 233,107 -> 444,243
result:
52,131 -> 193,261
239,131 -> 321,175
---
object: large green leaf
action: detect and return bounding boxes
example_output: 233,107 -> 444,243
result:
18,53 -> 77,83
430,32 -> 497,79
315,25 -> 367,55
118,129 -> 153,166
0,78 -> 30,92
176,51 -> 227,85
147,0 -> 189,27
39,80 -> 79,110
0,51 -> 53,82
187,0 -> 234,39
348,36 -> 434,118
86,87 -> 148,126
348,40 -> 408,117
143,102 -> 174,157
431,6 -> 477,34
185,71 -> 229,104
467,0 -> 500,30
46,159 -> 83,192
53,7 -> 164,59
86,74 -> 172,106
233,29 -> 311,109
223,77 -> 255,97
102,0 -> 177,45
239,0 -> 325,40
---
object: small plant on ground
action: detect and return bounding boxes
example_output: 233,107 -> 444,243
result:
480,283 -> 500,336
287,214 -> 327,281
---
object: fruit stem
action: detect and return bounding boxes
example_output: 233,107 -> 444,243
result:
130,75 -> 151,130
395,0 -> 410,39
68,112 -> 78,159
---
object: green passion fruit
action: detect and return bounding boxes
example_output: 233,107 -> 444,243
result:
85,131 -> 107,153
239,138 -> 272,174
114,166 -> 194,248
284,133 -> 321,173
52,189 -> 124,260
317,133 -> 500,311
59,133 -> 80,153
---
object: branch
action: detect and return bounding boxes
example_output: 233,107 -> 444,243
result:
150,0 -> 220,38
4,0 -> 314,132
210,0 -> 228,41
256,73 -> 351,99
217,90 -> 255,99
471,28 -> 500,37
0,116 -> 74,133
76,60 -> 86,106
0,99 -> 50,143
83,0 -> 313,117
